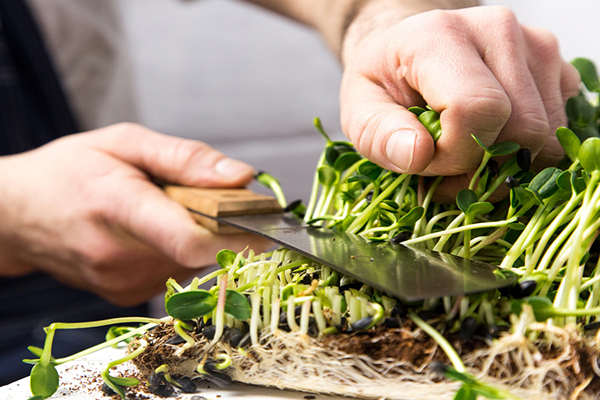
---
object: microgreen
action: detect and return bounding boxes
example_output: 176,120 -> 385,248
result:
165,290 -> 217,320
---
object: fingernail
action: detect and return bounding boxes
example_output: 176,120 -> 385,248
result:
386,129 -> 416,172
215,157 -> 253,178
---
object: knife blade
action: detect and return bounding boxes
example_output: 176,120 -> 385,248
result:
164,185 -> 516,301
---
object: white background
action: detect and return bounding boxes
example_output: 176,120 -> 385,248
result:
116,0 -> 600,201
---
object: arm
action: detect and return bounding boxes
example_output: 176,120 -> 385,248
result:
244,0 -> 478,57
0,124 -> 271,306
247,0 -> 581,201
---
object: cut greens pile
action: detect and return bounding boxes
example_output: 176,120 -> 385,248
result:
25,58 -> 600,400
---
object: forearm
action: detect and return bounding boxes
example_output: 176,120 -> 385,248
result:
244,0 -> 479,57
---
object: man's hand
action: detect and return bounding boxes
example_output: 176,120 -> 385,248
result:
340,5 -> 581,195
0,123 -> 271,306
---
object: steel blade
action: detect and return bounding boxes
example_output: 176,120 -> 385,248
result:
190,211 -> 516,301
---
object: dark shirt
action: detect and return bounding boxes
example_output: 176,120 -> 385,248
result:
0,0 -> 148,385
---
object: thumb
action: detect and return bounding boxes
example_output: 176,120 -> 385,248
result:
341,74 -> 435,174
89,123 -> 255,187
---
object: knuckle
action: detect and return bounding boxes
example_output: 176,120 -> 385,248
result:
170,233 -> 200,267
168,138 -> 220,174
454,88 -> 512,132
527,27 -> 560,63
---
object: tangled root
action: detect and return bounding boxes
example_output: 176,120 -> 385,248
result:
131,319 -> 600,400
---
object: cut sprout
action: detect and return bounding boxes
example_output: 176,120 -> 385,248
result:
25,57 -> 600,400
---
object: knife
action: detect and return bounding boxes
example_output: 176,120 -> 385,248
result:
164,185 -> 516,301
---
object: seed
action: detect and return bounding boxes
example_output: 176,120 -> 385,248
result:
460,316 -> 478,342
349,316 -> 373,332
100,383 -> 116,396
505,176 -> 519,189
517,148 -> 531,172
384,317 -> 401,328
584,321 -> 600,331
203,370 -> 232,388
339,282 -> 363,292
148,384 -> 175,397
191,396 -> 208,400
510,280 -> 537,299
486,159 -> 499,177
391,303 -> 407,318
202,325 -> 216,340
165,335 -> 186,345
283,199 -> 303,212
429,361 -> 448,375
237,332 -> 252,348
173,376 -> 197,393
148,372 -> 167,386
225,327 -> 245,348
390,231 -> 412,244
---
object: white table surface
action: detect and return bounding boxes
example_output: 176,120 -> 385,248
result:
0,347 -> 348,400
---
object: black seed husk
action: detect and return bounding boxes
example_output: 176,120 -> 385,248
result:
148,384 -> 175,398
225,327 -> 245,348
486,159 -> 499,177
517,148 -> 532,172
460,316 -> 478,342
202,325 -> 216,340
511,280 -> 537,299
505,176 -> 519,189
283,199 -> 303,212
100,383 -> 116,396
173,376 -> 197,393
390,231 -> 412,244
165,335 -> 186,345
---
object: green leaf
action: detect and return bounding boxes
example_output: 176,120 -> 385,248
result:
317,165 -> 339,186
325,142 -> 355,167
224,290 -> 252,320
333,151 -> 362,172
357,161 -> 383,181
571,124 -> 600,141
466,202 -> 494,217
556,170 -> 574,191
511,296 -> 555,322
30,362 -> 59,398
471,135 -> 489,152
571,57 -> 600,92
105,326 -> 137,345
101,370 -> 126,398
165,290 -> 217,320
556,127 -> 581,162
566,96 -> 596,126
216,249 -> 238,269
453,385 -> 477,400
526,167 -> 563,202
408,106 -> 427,117
27,346 -> 44,358
27,396 -> 45,400
418,110 -> 442,142
456,189 -> 478,214
397,206 -> 424,227
578,137 -> 600,172
487,141 -> 520,157
107,376 -> 140,387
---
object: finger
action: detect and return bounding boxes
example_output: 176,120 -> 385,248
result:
561,61 -> 582,103
394,10 -> 512,175
519,27 -> 580,167
340,72 -> 435,174
105,179 -> 272,268
89,123 -> 255,187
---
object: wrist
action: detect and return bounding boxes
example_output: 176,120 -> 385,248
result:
341,0 -> 479,65
0,154 -> 38,277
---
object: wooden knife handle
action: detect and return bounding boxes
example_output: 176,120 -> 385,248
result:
163,185 -> 282,234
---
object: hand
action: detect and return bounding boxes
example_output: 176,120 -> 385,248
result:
340,5 -> 581,198
0,123 -> 272,306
